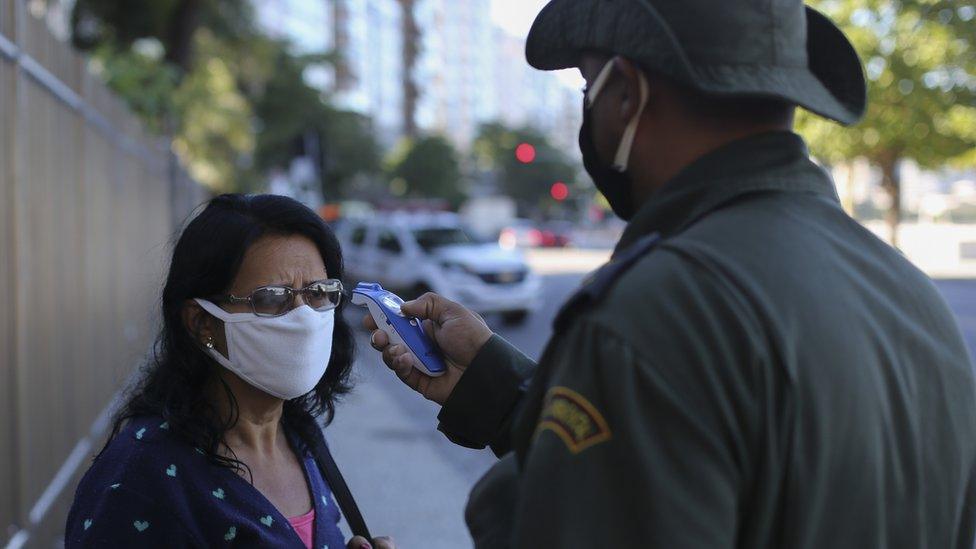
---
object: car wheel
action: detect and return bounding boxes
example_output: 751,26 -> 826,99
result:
501,310 -> 530,325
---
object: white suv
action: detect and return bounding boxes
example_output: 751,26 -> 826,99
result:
339,213 -> 541,324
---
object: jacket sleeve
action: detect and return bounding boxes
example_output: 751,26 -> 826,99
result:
510,257 -> 765,548
437,334 -> 537,456
66,484 -> 200,548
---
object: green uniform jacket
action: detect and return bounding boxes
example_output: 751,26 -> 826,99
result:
437,132 -> 976,548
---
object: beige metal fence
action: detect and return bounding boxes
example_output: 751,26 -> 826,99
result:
0,1 -> 204,546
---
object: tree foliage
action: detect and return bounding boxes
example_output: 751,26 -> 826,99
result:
71,0 -> 382,196
386,136 -> 465,206
72,0 -> 255,72
797,0 -> 976,243
473,122 -> 579,212
252,49 -> 380,200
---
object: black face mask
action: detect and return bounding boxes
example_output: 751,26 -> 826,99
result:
579,105 -> 637,221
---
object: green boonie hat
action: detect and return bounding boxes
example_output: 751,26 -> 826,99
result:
525,0 -> 867,126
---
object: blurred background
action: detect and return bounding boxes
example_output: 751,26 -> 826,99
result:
0,0 -> 973,547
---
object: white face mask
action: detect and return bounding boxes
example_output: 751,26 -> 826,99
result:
194,298 -> 335,400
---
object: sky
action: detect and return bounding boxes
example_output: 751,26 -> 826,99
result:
490,0 -> 549,37
256,0 -> 582,89
491,0 -> 584,89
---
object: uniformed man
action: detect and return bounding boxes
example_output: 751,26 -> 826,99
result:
364,0 -> 976,547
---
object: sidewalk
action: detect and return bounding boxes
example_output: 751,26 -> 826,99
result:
326,329 -> 496,549
533,222 -> 976,280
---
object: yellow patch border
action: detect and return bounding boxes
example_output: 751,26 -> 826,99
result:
535,386 -> 612,454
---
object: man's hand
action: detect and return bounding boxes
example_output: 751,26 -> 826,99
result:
363,292 -> 493,405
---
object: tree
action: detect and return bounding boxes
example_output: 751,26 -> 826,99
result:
71,0 -> 254,73
797,0 -> 976,247
473,122 -> 580,212
72,1 -> 382,197
397,0 -> 421,137
386,136 -> 465,205
251,49 -> 380,200
170,31 -> 256,192
89,29 -> 255,192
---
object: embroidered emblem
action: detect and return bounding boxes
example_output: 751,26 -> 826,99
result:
224,526 -> 237,541
135,428 -> 146,440
83,519 -> 92,530
535,386 -> 612,454
109,483 -> 121,490
212,488 -> 225,499
166,464 -> 177,477
133,520 -> 150,533
159,421 -> 169,430
260,515 -> 274,527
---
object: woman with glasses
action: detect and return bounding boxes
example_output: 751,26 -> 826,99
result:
65,194 -> 393,549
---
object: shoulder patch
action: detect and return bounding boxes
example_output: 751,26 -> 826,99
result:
534,387 -> 612,454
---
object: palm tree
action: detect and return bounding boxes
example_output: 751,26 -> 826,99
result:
398,0 -> 420,137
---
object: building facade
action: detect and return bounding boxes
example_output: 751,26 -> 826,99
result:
255,0 -> 579,153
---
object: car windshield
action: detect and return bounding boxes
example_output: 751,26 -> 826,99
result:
413,227 -> 476,252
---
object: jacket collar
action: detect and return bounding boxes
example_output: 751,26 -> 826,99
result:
615,131 -> 839,255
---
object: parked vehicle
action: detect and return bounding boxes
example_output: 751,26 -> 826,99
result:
499,219 -> 574,249
339,213 -> 540,325
499,219 -> 544,249
539,221 -> 574,248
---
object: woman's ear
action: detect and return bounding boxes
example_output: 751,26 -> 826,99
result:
182,300 -> 214,346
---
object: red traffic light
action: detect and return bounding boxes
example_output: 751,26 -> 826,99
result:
515,143 -> 536,164
550,182 -> 569,201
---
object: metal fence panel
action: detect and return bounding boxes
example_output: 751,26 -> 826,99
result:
0,35 -> 18,545
0,1 -> 204,545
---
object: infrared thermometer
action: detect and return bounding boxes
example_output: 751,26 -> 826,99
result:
351,282 -> 448,377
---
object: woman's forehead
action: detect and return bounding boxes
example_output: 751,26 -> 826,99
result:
233,234 -> 327,288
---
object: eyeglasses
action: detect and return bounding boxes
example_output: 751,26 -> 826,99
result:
210,279 -> 344,317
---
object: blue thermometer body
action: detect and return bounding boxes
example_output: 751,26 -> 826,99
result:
351,282 -> 448,377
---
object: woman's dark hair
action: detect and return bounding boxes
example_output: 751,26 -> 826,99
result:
104,194 -> 355,475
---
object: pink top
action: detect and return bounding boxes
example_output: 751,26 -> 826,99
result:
288,508 -> 316,549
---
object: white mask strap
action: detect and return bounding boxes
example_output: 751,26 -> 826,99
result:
613,71 -> 649,172
585,60 -> 616,108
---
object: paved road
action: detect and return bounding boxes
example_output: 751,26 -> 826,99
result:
328,272 -> 976,548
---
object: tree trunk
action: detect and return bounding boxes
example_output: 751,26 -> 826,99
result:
164,0 -> 204,74
332,0 -> 354,91
399,0 -> 420,137
879,155 -> 902,250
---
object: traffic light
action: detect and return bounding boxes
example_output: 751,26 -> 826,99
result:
515,143 -> 536,164
550,182 -> 569,201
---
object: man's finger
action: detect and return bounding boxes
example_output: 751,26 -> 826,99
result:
402,368 -> 425,392
422,318 -> 436,340
362,313 -> 378,331
401,292 -> 449,321
382,343 -> 403,366
346,535 -> 372,549
372,536 -> 396,549
382,344 -> 417,377
369,329 -> 389,351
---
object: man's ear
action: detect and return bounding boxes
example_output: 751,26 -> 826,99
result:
182,300 -> 214,346
612,57 -> 649,123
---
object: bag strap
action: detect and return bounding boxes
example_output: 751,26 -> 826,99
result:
304,419 -> 373,540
